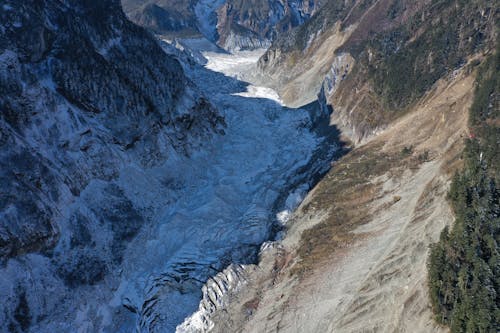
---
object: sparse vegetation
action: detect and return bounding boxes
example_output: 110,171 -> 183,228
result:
365,0 -> 496,111
417,150 -> 430,163
271,0 -> 363,53
401,145 -> 413,156
428,51 -> 499,332
293,143 -> 400,275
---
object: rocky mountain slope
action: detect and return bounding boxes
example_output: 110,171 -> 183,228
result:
122,0 -> 201,37
210,61 -> 476,332
1,0 -> 497,332
199,0 -> 499,332
122,0 -> 322,50
0,0 -> 222,265
259,0 -> 497,142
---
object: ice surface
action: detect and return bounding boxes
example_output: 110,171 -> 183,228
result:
233,85 -> 282,104
203,49 -> 282,103
125,48 -> 325,331
0,38 -> 337,333
203,49 -> 264,79
169,43 -> 336,332
276,183 -> 309,225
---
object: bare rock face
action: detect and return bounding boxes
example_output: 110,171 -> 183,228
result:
318,52 -> 383,143
215,0 -> 321,51
123,0 -> 200,36
122,0 -> 321,51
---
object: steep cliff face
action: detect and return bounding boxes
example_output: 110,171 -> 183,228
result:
0,0 -> 223,331
122,0 -> 201,37
122,0 -> 322,51
215,0 -> 321,51
259,0 -> 497,142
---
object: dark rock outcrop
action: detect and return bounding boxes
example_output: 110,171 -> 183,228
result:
122,0 -> 322,51
123,0 -> 200,36
215,0 -> 321,50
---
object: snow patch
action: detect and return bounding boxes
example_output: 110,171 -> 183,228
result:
97,37 -> 122,57
276,184 -> 309,225
202,48 -> 283,103
203,49 -> 265,77
233,85 -> 282,104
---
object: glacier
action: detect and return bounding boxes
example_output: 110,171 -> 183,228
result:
0,36 -> 339,332
128,42 -> 340,332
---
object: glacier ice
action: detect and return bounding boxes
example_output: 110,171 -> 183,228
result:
0,38 -> 338,332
